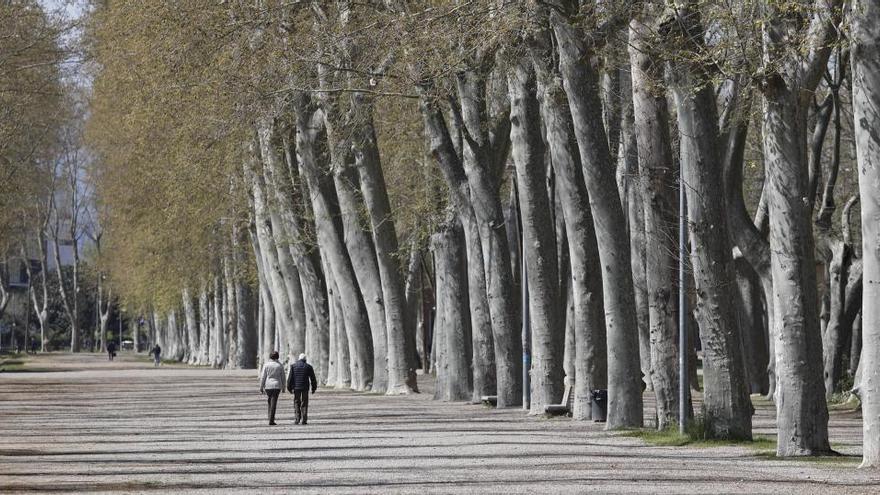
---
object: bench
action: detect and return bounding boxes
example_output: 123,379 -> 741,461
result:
544,383 -> 574,415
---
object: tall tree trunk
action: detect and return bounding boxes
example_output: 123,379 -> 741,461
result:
416,86 -> 511,404
734,256 -> 770,395
324,110 -> 389,393
532,35 -> 607,420
198,283 -> 210,364
246,140 -> 295,361
551,10 -> 643,428
350,100 -> 419,394
455,69 -> 520,408
431,218 -> 473,401
328,269 -> 353,388
822,240 -> 853,399
618,65 -> 652,392
758,0 -> 838,453
234,264 -> 257,370
257,119 -> 308,361
666,15 -> 752,438
295,100 -> 373,390
510,59 -> 564,413
629,16 -> 681,429
251,226 -> 273,364
404,243 -> 424,370
277,121 -> 331,380
852,0 -> 880,467
182,288 -> 198,364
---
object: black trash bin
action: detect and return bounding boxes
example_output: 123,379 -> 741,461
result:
591,389 -> 608,422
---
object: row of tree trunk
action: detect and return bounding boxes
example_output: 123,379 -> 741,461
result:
144,0 -> 880,466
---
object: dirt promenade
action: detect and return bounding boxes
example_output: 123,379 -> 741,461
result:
1,353 -> 878,494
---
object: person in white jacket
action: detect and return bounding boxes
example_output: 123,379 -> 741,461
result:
259,351 -> 286,425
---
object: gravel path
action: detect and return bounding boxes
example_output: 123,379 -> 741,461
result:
1,353 -> 878,494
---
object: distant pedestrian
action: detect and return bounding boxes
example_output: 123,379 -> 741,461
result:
287,353 -> 318,425
29,339 -> 37,354
259,351 -> 286,425
107,341 -> 117,361
151,344 -> 162,367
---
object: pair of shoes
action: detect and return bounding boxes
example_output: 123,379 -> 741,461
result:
269,422 -> 277,425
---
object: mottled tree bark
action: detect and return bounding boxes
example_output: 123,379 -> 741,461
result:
323,114 -> 389,393
532,29 -> 607,420
629,16 -> 681,429
351,100 -> 418,394
852,0 -> 880,467
454,69 -> 520,407
618,65 -> 651,393
667,23 -> 753,438
734,256 -> 770,395
417,88 -> 508,404
431,218 -> 473,402
295,100 -> 373,390
758,0 -> 838,455
761,1 -> 839,456
551,10 -> 643,428
509,59 -> 564,414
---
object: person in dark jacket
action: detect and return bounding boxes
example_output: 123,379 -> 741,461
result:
107,341 -> 117,361
151,344 -> 162,367
287,353 -> 318,425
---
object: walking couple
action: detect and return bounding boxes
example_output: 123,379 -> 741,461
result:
259,351 -> 318,426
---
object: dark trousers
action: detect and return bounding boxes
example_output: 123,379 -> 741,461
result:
266,389 -> 280,424
294,389 -> 310,424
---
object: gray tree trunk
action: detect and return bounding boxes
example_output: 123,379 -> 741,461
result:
234,249 -> 257,370
667,46 -> 753,440
245,141 -> 295,361
318,101 -> 388,391
327,142 -> 389,393
431,218 -> 473,402
551,10 -> 643,428
455,70 -> 521,408
629,17 -> 681,429
351,102 -> 418,394
759,1 -> 837,453
822,240 -> 852,399
295,101 -> 373,390
852,0 -> 880,467
327,268 -> 353,388
183,288 -> 198,365
510,59 -> 564,414
404,243 -> 424,370
734,256 -> 770,395
198,283 -> 210,365
532,37 -> 607,420
278,123 -> 330,380
618,65 -> 651,392
417,88 -> 509,404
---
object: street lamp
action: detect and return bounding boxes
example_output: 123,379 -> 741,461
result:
679,172 -> 689,434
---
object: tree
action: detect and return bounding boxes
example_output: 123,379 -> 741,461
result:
758,0 -> 840,455
851,0 -> 880,468
551,4 -> 643,429
629,11 -> 682,429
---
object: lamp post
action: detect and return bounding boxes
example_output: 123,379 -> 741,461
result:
679,173 -> 689,434
513,178 -> 530,411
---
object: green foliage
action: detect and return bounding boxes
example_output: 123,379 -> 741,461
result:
0,1 -> 66,250
622,422 -> 776,450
